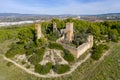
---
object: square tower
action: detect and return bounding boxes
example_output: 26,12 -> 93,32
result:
53,22 -> 57,31
35,23 -> 42,39
65,22 -> 74,42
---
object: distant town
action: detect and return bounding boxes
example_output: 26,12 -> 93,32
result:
0,13 -> 120,27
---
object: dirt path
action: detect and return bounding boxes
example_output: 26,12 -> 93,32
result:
3,53 -> 91,78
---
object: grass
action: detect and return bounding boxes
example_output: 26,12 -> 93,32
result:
0,40 -> 120,80
83,43 -> 120,80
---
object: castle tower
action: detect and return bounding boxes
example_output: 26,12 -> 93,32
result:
35,23 -> 43,39
87,35 -> 93,48
65,22 -> 74,42
53,22 -> 57,31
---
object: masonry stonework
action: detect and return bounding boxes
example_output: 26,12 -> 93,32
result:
56,22 -> 93,58
35,23 -> 43,39
58,35 -> 93,58
65,22 -> 74,42
53,22 -> 57,31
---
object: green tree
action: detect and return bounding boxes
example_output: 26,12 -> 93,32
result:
108,29 -> 119,42
18,28 -> 34,44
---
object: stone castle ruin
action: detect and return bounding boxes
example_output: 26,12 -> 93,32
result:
52,22 -> 57,31
60,22 -> 74,42
58,35 -> 93,58
35,22 -> 44,39
56,22 -> 93,58
35,22 -> 93,58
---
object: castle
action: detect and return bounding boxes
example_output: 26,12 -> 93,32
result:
35,22 -> 93,58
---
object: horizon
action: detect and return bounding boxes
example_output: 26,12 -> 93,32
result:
0,0 -> 120,15
0,12 -> 120,16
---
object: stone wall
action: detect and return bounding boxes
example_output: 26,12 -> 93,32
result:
57,35 -> 93,58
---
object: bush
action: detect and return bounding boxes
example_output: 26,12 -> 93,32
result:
53,64 -> 70,74
25,49 -> 34,56
6,62 -> 13,67
91,44 -> 109,60
63,49 -> 74,62
48,42 -> 63,50
35,62 -> 52,74
28,48 -> 45,65
18,28 -> 35,43
0,29 -> 16,43
5,43 -> 25,58
108,29 -> 119,42
37,38 -> 47,47
35,64 -> 42,73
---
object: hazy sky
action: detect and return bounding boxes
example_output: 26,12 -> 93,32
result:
0,0 -> 120,15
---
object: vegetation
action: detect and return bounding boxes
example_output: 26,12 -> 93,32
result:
5,43 -> 25,58
48,42 -> 63,50
48,42 -> 74,62
28,48 -> 45,65
1,19 -> 120,79
63,49 -> 74,62
91,44 -> 109,60
18,28 -> 35,44
53,64 -> 70,74
35,62 -> 52,74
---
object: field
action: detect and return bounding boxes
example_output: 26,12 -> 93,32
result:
0,40 -> 120,80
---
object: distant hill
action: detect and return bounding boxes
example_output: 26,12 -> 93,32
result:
0,13 -> 42,16
0,13 -> 120,22
0,13 -> 120,17
100,13 -> 120,16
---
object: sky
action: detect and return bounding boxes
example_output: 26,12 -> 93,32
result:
0,0 -> 120,15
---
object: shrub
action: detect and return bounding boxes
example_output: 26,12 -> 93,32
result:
35,64 -> 42,73
35,62 -> 52,74
41,62 -> 52,74
0,29 -> 16,43
108,29 -> 119,42
18,28 -> 34,43
6,62 -> 13,67
5,43 -> 25,58
63,49 -> 74,62
25,49 -> 34,56
5,48 -> 25,58
48,42 -> 63,50
53,64 -> 70,74
28,54 -> 41,65
28,48 -> 45,65
37,38 -> 47,47
91,44 -> 109,60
